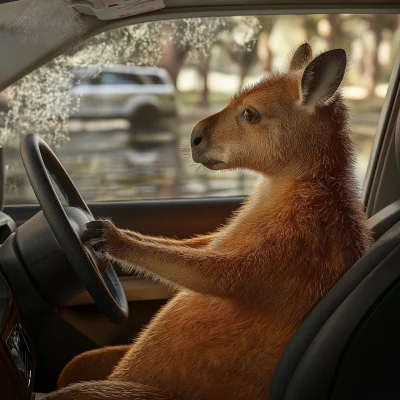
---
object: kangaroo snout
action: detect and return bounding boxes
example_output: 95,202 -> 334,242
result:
191,121 -> 211,165
190,115 -> 227,170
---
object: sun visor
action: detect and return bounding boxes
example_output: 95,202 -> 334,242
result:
65,0 -> 165,20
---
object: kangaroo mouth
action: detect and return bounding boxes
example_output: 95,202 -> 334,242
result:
192,151 -> 226,170
202,160 -> 226,170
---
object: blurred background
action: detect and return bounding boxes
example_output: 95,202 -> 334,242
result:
0,14 -> 399,204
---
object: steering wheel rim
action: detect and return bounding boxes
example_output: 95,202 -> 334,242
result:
20,134 -> 128,324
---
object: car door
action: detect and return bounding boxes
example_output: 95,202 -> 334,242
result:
1,11 -> 399,379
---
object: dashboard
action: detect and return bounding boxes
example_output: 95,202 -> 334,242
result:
0,209 -> 38,400
0,268 -> 34,400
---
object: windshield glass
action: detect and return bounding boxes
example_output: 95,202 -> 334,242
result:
1,13 -> 398,203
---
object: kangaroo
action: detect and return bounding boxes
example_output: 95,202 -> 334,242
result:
47,44 -> 372,400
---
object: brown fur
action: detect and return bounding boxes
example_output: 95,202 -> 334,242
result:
46,381 -> 180,400
58,345 -> 131,388
49,44 -> 372,400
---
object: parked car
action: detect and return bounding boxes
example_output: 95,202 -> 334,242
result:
71,65 -> 178,131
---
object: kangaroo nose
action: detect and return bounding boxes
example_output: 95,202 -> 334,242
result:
191,124 -> 204,149
192,134 -> 203,148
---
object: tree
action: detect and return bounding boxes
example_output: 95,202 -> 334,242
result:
362,15 -> 398,96
257,16 -> 275,74
160,18 -> 229,107
221,16 -> 262,91
159,22 -> 188,86
160,17 -> 261,105
228,41 -> 259,91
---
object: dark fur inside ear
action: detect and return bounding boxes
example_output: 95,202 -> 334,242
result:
301,49 -> 347,107
289,43 -> 313,71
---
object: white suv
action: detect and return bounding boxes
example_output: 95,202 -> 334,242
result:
71,65 -> 178,131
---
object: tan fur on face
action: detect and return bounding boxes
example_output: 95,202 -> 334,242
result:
191,74 -> 305,174
191,70 -> 351,181
51,44 -> 372,400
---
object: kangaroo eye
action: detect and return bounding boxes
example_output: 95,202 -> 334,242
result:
243,108 -> 260,123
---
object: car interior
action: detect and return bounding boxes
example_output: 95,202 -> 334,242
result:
1,0 -> 400,399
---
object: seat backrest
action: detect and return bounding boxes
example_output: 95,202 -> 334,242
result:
269,116 -> 400,400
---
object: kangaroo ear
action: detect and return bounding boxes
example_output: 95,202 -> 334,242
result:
301,49 -> 347,107
289,43 -> 313,71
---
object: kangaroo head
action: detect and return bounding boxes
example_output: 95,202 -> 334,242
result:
191,44 -> 348,178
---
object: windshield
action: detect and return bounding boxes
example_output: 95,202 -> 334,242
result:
0,11 -> 398,203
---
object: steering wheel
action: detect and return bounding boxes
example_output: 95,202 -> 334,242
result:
20,134 -> 128,323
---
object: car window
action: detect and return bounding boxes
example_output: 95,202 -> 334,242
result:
1,15 -> 398,204
146,75 -> 165,85
100,72 -> 143,85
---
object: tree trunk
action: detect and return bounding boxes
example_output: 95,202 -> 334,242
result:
362,15 -> 384,97
159,24 -> 187,87
257,31 -> 272,74
326,15 -> 340,48
198,55 -> 211,107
